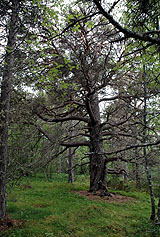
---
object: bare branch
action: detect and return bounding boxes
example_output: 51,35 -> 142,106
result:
108,0 -> 121,14
102,131 -> 134,138
61,141 -> 90,147
106,138 -> 160,155
28,122 -> 54,143
37,113 -> 89,124
107,168 -> 127,175
68,161 -> 89,171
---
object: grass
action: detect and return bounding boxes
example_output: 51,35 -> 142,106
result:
1,173 -> 160,237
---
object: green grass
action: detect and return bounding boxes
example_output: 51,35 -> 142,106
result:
2,173 -> 160,237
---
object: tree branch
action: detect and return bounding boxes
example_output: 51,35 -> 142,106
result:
28,122 -> 55,143
37,113 -> 89,124
61,141 -> 90,147
106,138 -> 160,155
49,11 -> 100,40
92,0 -> 160,45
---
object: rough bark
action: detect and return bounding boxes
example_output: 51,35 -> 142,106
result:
0,0 -> 19,218
156,18 -> 160,225
87,93 -> 108,195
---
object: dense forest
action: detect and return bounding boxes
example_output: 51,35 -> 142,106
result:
0,0 -> 160,235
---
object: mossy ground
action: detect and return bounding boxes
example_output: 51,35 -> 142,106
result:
1,174 -> 160,237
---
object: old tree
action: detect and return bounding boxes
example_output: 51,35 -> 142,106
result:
25,0 -> 160,220
27,4 -> 151,194
0,0 -> 160,224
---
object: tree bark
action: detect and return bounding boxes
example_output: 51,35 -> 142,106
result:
87,93 -> 108,194
0,0 -> 19,218
57,155 -> 62,173
156,17 -> 160,225
135,148 -> 141,189
156,196 -> 160,225
68,120 -> 74,183
68,147 -> 74,183
143,76 -> 156,222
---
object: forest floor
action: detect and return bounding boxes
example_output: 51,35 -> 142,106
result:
1,173 -> 160,237
71,190 -> 136,203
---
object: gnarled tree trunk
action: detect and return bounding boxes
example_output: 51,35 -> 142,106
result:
87,92 -> 108,195
89,127 -> 107,194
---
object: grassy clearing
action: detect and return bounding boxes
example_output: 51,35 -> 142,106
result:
2,174 -> 160,237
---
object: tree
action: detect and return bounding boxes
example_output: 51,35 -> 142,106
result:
0,0 -> 20,219
26,5 -> 146,194
1,0 -> 159,223
0,0 -> 48,219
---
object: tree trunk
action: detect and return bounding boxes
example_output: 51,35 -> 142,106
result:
57,155 -> 62,173
135,148 -> 141,189
89,124 -> 107,195
49,162 -> 53,179
123,161 -> 128,183
89,146 -> 107,195
143,147 -> 155,221
156,197 -> 160,225
68,120 -> 74,183
143,75 -> 156,222
87,93 -> 108,195
68,147 -> 74,183
0,0 -> 19,219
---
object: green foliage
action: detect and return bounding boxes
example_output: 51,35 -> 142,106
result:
3,175 -> 160,237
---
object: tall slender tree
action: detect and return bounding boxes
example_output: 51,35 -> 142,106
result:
0,0 -> 20,219
0,0 -> 46,218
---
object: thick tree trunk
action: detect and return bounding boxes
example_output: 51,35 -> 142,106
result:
0,0 -> 19,219
89,121 -> 107,193
156,18 -> 160,226
87,93 -> 108,195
